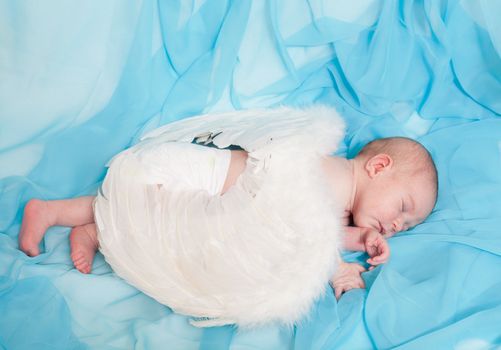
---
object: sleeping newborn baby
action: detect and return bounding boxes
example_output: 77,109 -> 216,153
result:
327,136 -> 437,298
18,107 -> 437,328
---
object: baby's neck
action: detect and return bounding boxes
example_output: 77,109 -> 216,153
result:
322,155 -> 357,214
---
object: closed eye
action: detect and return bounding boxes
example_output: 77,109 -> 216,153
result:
401,200 -> 405,212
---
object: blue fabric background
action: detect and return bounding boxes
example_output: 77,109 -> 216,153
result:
1,1 -> 500,349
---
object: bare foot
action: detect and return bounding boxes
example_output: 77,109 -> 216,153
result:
19,199 -> 55,257
70,224 -> 99,274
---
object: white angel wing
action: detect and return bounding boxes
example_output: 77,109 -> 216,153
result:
97,105 -> 347,328
140,105 -> 345,155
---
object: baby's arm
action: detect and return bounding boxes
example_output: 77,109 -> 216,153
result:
330,227 -> 390,299
343,226 -> 366,251
343,226 -> 390,266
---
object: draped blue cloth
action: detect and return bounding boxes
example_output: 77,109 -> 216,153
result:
1,1 -> 500,349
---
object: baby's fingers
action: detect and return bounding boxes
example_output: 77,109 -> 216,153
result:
335,286 -> 345,300
333,280 -> 365,299
367,256 -> 386,265
367,242 -> 390,265
366,254 -> 388,266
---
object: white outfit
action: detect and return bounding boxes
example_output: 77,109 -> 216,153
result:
107,141 -> 232,196
94,106 -> 345,328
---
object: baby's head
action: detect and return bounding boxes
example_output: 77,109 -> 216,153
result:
351,137 -> 438,237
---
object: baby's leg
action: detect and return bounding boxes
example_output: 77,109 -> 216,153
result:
19,196 -> 95,256
70,223 -> 98,274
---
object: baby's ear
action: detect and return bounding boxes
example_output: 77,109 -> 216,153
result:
365,153 -> 393,178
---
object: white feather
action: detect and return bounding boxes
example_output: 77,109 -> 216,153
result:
94,105 -> 346,328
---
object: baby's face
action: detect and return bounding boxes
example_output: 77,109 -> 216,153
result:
351,170 -> 436,238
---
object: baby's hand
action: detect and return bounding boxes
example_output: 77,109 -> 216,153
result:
361,228 -> 390,267
330,261 -> 366,300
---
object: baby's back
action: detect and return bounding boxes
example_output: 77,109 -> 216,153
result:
221,150 -> 248,194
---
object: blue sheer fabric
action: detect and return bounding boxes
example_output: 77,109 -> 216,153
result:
1,0 -> 500,349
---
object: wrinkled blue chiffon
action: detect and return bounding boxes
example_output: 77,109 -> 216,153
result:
1,1 -> 500,349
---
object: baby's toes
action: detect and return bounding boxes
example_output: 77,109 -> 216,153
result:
71,251 -> 83,263
75,260 -> 90,274
71,252 -> 88,268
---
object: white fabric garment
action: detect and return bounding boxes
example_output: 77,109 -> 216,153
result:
105,141 -> 232,196
94,105 -> 346,328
